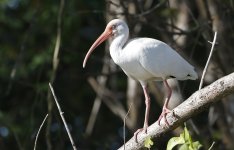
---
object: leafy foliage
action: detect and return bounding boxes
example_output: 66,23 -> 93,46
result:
167,125 -> 202,150
144,136 -> 154,149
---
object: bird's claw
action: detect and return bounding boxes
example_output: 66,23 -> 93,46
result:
157,107 -> 173,126
134,126 -> 148,143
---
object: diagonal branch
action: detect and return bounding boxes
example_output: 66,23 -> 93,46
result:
85,57 -> 110,136
118,72 -> 234,150
49,83 -> 77,150
88,77 -> 127,120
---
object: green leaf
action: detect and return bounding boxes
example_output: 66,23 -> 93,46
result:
183,126 -> 192,144
183,126 -> 202,150
167,124 -> 203,150
179,144 -> 189,150
166,136 -> 185,150
144,136 -> 154,149
191,141 -> 202,150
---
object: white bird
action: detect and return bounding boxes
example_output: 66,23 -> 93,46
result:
83,19 -> 198,142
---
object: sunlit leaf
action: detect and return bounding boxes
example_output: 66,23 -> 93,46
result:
167,124 -> 202,150
144,136 -> 154,149
183,126 -> 192,144
166,136 -> 185,150
191,141 -> 202,150
178,144 -> 189,150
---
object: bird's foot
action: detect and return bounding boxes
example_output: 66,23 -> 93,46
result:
134,125 -> 148,143
157,107 -> 173,126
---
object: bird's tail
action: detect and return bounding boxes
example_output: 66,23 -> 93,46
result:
188,68 -> 198,80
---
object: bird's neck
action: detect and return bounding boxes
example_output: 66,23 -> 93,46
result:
110,34 -> 128,64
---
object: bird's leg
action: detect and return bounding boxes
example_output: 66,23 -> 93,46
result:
134,84 -> 150,143
158,80 -> 172,126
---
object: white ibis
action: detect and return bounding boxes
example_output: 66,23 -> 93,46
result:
83,19 -> 198,142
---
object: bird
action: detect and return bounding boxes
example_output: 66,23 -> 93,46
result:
83,19 -> 198,142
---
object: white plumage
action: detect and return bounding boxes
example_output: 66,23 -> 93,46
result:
83,19 -> 198,142
114,38 -> 197,82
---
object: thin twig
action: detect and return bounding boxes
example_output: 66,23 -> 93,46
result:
135,0 -> 167,17
53,0 -> 64,70
189,32 -> 217,137
124,103 -> 133,150
34,114 -> 49,150
46,0 -> 65,148
107,0 -> 120,7
208,141 -> 215,150
48,83 -> 77,150
199,32 -> 217,90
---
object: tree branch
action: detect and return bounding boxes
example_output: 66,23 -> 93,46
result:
199,31 -> 217,90
34,114 -> 48,150
118,72 -> 234,150
49,83 -> 77,150
87,77 -> 127,121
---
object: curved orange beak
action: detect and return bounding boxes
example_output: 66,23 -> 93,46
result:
83,27 -> 112,68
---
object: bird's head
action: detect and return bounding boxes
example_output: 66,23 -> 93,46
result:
83,19 -> 128,68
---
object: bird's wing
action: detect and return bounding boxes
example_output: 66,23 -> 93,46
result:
131,38 -> 198,80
